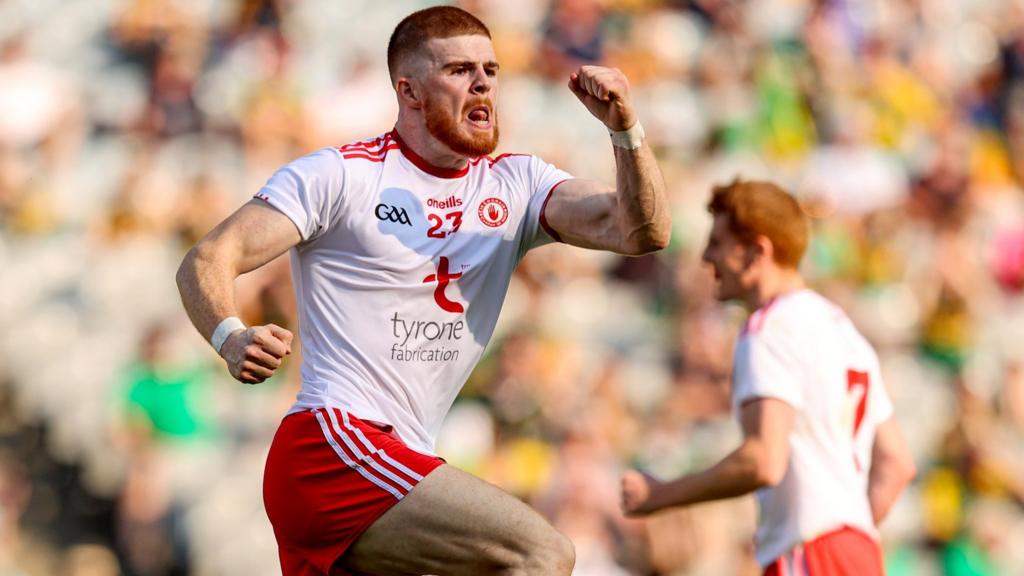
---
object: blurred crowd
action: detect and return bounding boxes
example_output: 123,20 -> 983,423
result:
2,0 -> 1024,574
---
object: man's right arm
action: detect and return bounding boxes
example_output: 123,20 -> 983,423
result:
621,397 -> 794,516
867,417 -> 916,524
176,199 -> 301,384
540,66 -> 670,256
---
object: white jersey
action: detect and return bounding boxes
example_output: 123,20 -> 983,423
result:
255,131 -> 572,455
731,289 -> 894,566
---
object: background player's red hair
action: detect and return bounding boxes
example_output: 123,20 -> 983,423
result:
707,180 -> 809,269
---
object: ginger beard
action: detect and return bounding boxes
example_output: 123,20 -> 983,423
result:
423,94 -> 499,157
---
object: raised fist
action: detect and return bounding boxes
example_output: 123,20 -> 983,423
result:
568,65 -> 637,132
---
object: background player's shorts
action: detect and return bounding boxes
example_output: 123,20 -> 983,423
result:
263,408 -> 444,576
763,525 -> 884,576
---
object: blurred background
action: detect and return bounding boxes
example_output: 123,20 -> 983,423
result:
2,0 -> 1024,574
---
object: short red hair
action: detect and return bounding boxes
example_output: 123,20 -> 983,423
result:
707,179 -> 809,268
387,6 -> 491,84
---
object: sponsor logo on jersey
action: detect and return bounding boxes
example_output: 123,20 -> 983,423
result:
422,256 -> 464,313
478,197 -> 508,228
389,312 -> 464,363
426,196 -> 463,210
387,256 -> 468,363
375,203 -> 412,226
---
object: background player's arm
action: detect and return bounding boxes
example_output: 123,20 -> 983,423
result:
867,417 -> 916,524
543,66 -> 670,255
621,398 -> 794,516
176,199 -> 300,384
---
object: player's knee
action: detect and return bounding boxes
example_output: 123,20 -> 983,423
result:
481,516 -> 575,575
546,530 -> 576,574
522,528 -> 574,575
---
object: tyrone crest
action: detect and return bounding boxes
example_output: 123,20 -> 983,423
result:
478,197 -> 508,228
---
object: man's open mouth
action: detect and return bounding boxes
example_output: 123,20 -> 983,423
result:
467,106 -> 491,127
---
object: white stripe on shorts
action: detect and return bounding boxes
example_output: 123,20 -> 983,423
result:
325,408 -> 415,492
313,409 -> 405,500
340,410 -> 424,482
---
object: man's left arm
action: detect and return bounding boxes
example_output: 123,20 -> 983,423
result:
542,66 -> 670,255
621,398 -> 794,516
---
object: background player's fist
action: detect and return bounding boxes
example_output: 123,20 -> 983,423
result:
220,323 -> 293,384
620,469 -> 658,517
568,65 -> 637,132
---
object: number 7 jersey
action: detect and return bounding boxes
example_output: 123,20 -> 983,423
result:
730,289 -> 894,566
254,132 -> 572,456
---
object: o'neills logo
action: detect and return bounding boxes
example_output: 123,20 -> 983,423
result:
390,312 -> 463,363
478,197 -> 508,228
427,196 -> 463,210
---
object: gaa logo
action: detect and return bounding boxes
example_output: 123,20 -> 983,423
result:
375,203 -> 411,226
477,197 -> 508,228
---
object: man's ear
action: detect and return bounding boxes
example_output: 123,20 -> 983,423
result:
747,235 -> 774,267
396,77 -> 422,110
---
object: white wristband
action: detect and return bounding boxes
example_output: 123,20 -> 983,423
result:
609,121 -> 645,150
211,316 -> 246,355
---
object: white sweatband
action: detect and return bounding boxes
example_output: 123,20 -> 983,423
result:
211,316 -> 246,355
609,121 -> 645,150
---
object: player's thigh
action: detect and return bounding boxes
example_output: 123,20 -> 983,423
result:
338,464 -> 573,576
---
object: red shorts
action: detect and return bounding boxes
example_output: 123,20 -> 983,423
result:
763,525 -> 884,576
263,408 -> 444,576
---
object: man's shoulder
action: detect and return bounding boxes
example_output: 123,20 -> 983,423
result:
470,153 -> 571,199
279,146 -> 345,171
467,152 -> 537,176
482,152 -> 535,165
335,132 -> 399,167
741,290 -> 828,343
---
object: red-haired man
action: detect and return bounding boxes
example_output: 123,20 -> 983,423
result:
177,5 -> 669,575
621,181 -> 915,576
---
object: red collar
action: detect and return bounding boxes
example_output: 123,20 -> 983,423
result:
391,130 -> 472,179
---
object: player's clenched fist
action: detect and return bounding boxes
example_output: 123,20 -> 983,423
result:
620,469 -> 658,517
220,323 -> 293,384
568,65 -> 637,132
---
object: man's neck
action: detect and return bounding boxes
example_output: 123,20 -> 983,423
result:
746,268 -> 805,311
394,119 -> 469,171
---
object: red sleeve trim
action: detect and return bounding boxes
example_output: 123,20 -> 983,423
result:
539,179 -> 569,243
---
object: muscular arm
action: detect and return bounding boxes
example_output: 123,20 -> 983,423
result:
176,199 -> 300,382
867,417 -> 916,524
543,66 -> 670,255
543,144 -> 668,255
622,398 -> 794,515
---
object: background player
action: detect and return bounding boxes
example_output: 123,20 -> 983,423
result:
176,5 -> 669,576
620,180 -> 916,575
